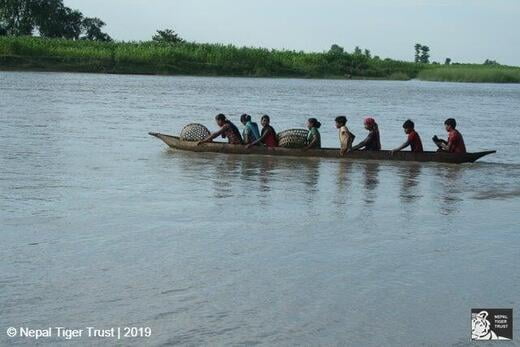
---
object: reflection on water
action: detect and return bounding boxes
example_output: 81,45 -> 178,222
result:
362,162 -> 380,205
398,164 -> 422,205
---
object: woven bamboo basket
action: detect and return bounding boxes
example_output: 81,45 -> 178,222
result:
277,129 -> 309,148
180,123 -> 210,142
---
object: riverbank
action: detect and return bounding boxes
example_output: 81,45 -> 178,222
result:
1,36 -> 519,83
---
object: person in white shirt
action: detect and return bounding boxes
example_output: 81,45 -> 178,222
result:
335,116 -> 355,155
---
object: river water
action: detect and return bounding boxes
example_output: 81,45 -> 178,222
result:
1,72 -> 519,346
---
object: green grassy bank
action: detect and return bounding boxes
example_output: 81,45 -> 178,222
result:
417,65 -> 520,83
1,36 -> 519,83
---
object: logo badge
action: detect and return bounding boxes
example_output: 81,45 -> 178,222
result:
471,308 -> 513,340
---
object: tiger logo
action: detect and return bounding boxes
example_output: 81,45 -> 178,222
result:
472,310 -> 510,340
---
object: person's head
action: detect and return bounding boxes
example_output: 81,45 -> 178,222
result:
402,119 -> 415,134
261,115 -> 270,127
335,116 -> 347,129
240,113 -> 251,125
444,118 -> 456,131
307,118 -> 321,129
364,117 -> 377,130
215,113 -> 227,127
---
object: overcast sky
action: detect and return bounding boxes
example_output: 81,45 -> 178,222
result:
65,0 -> 519,66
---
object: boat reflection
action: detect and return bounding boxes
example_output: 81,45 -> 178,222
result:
431,165 -> 465,216
169,149 -> 482,217
362,162 -> 380,205
398,163 -> 422,205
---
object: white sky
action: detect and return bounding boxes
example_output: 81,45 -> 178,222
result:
65,0 -> 520,66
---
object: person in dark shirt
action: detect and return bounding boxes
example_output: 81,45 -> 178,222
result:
351,117 -> 381,151
246,115 -> 278,148
432,118 -> 466,153
198,113 -> 243,145
392,119 -> 424,153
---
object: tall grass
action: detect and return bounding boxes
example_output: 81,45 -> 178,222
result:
417,65 -> 520,83
1,36 -> 519,83
0,36 -> 421,78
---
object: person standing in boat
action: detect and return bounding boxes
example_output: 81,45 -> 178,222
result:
391,119 -> 423,153
246,115 -> 278,148
198,113 -> 243,145
240,114 -> 261,145
306,118 -> 322,149
335,116 -> 355,155
432,118 -> 466,153
350,117 -> 381,151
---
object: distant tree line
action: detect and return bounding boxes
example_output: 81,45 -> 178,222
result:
0,0 -> 111,41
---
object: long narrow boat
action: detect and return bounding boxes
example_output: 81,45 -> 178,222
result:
149,132 -> 496,164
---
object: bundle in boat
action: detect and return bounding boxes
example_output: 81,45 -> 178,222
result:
180,123 -> 210,142
277,128 -> 309,148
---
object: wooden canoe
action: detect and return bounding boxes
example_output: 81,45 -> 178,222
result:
149,132 -> 496,164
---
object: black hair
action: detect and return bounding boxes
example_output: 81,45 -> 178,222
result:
215,113 -> 226,121
402,119 -> 415,129
444,118 -> 457,128
261,115 -> 270,122
308,118 -> 321,129
240,113 -> 251,123
335,116 -> 347,125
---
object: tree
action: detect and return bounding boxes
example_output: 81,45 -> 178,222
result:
0,0 -> 34,35
364,49 -> 371,59
354,46 -> 362,55
35,1 -> 83,40
444,57 -> 451,65
420,45 -> 430,64
328,44 -> 344,55
81,17 -> 111,41
0,0 -> 111,40
414,43 -> 422,63
484,59 -> 499,65
152,29 -> 184,44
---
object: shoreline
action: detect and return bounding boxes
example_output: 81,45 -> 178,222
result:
3,64 -> 520,85
1,37 -> 519,83
0,55 -> 408,81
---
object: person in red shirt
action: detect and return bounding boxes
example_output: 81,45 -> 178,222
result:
392,119 -> 424,153
432,118 -> 466,153
246,115 -> 278,148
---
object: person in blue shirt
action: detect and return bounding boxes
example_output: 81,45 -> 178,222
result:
240,114 -> 261,145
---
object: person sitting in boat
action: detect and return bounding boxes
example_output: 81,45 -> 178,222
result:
350,117 -> 381,151
246,115 -> 278,148
432,118 -> 466,153
240,114 -> 261,145
306,118 -> 322,149
335,116 -> 355,155
198,113 -> 243,145
392,119 -> 424,153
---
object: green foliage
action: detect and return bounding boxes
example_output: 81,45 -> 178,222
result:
82,17 -> 111,41
152,29 -> 184,44
418,65 -> 520,83
0,0 -> 110,41
483,59 -> 499,65
444,57 -> 451,65
388,72 -> 411,80
414,43 -> 421,63
0,36 -> 518,83
0,0 -> 34,35
414,43 -> 430,63
420,45 -> 430,64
